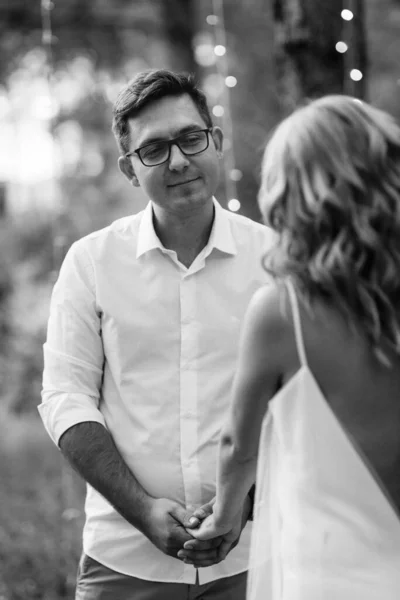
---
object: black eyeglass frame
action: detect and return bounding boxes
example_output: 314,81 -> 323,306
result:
125,127 -> 214,167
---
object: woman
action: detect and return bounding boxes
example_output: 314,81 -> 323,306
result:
187,96 -> 400,598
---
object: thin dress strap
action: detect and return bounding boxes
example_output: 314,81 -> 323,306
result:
285,280 -> 308,368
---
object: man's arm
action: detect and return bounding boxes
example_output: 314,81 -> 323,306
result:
59,421 -> 222,560
59,422 -> 152,533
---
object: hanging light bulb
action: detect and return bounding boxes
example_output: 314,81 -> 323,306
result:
214,45 -> 226,56
341,9 -> 354,20
228,199 -> 241,212
350,69 -> 363,81
335,41 -> 348,53
212,105 -> 225,117
230,169 -> 243,181
225,76 -> 237,88
206,14 -> 219,25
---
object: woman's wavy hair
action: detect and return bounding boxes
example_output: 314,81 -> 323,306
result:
259,95 -> 400,365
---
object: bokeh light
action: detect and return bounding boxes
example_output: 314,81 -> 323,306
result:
228,199 -> 241,212
214,45 -> 226,57
335,41 -> 348,53
350,69 -> 363,81
225,76 -> 237,88
206,14 -> 219,25
212,105 -> 225,117
341,9 -> 354,21
230,169 -> 243,181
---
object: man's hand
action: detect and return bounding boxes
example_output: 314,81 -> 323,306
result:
178,495 -> 252,567
143,498 -> 222,561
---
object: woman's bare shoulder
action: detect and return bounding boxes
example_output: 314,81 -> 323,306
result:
243,282 -> 298,371
246,283 -> 288,335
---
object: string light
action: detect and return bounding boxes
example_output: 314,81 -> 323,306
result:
206,14 -> 219,25
350,69 -> 363,81
40,0 -> 59,209
336,4 -> 364,96
228,199 -> 241,212
214,45 -> 226,56
40,0 -> 67,274
41,0 -> 82,579
210,0 -> 240,212
341,9 -> 354,20
41,0 -> 55,45
194,40 -> 217,67
212,105 -> 225,117
335,41 -> 348,53
230,168 -> 243,181
225,76 -> 237,87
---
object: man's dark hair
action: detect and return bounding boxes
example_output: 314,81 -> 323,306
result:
112,69 -> 214,155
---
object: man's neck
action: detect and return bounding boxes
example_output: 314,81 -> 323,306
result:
152,201 -> 215,268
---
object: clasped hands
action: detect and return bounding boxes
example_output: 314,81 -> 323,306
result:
145,496 -> 250,569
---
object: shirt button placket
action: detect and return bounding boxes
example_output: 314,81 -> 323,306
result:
180,273 -> 202,510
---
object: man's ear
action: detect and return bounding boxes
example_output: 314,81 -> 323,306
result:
118,156 -> 140,187
211,126 -> 223,158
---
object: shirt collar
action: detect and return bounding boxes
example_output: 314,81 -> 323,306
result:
136,202 -> 164,258
207,197 -> 237,256
136,198 -> 237,259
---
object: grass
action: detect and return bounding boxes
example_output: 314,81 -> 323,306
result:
0,410 -> 85,600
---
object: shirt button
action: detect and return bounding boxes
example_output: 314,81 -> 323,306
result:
182,411 -> 194,419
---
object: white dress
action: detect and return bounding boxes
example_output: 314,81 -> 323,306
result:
247,282 -> 400,600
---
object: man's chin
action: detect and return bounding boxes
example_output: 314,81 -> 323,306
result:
168,190 -> 211,210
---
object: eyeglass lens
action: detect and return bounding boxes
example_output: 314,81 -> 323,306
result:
139,130 -> 209,166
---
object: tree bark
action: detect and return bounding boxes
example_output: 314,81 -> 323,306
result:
160,0 -> 198,75
272,0 -> 368,114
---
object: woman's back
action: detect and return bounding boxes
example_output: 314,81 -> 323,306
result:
246,95 -> 400,599
248,283 -> 400,600
293,292 -> 400,514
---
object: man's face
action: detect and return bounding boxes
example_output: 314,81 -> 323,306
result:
119,94 -> 223,215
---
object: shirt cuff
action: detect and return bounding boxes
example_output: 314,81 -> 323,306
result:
38,391 -> 107,447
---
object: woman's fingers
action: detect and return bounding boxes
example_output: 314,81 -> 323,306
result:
177,548 -> 221,568
183,537 -> 222,550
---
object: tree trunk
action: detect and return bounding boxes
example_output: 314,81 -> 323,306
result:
160,0 -> 198,75
272,0 -> 368,114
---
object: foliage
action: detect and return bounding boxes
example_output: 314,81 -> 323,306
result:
0,410 -> 85,599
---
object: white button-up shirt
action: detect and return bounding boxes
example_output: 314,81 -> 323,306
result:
39,198 -> 272,584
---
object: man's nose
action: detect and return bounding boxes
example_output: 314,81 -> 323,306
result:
168,143 -> 190,171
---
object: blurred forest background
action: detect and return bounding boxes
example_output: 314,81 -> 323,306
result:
0,0 -> 399,598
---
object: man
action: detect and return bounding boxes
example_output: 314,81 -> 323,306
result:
39,69 -> 271,600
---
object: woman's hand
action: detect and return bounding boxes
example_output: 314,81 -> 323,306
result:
179,497 -> 251,567
187,512 -> 234,540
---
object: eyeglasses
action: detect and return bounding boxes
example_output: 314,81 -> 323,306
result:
126,128 -> 213,167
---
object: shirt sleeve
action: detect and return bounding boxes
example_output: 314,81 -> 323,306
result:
38,241 -> 106,446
